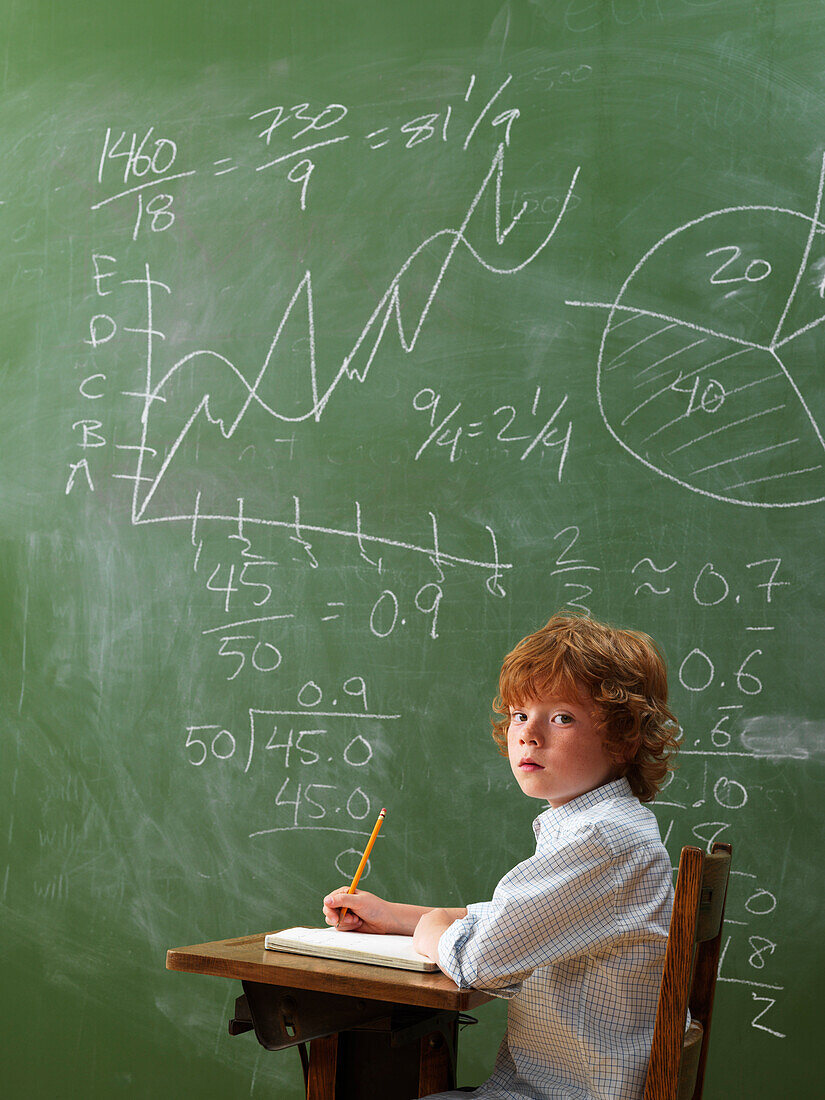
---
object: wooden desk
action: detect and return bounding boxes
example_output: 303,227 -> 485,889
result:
167,933 -> 491,1099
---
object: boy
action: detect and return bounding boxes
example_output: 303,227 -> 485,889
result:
322,613 -> 681,1100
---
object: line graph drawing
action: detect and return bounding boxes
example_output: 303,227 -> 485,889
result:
121,141 -> 579,525
568,155 -> 825,507
103,139 -> 582,596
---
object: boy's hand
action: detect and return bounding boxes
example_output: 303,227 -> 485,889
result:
413,907 -> 456,963
322,888 -> 395,934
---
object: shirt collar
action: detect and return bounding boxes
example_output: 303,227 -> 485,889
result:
532,776 -> 633,837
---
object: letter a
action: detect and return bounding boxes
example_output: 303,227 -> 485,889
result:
65,459 -> 95,494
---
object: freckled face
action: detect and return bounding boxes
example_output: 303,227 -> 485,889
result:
506,694 -> 615,807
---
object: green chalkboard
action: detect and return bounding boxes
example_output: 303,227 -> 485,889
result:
2,2 -> 823,1096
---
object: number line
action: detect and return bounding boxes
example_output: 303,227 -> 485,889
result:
90,170 -> 197,209
134,507 -> 512,575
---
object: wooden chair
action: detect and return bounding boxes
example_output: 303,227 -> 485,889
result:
644,841 -> 732,1100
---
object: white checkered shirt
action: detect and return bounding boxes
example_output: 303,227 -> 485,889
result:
435,777 -> 673,1100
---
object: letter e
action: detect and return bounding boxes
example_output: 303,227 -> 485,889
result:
92,254 -> 117,296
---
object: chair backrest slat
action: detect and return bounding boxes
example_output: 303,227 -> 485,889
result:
676,1023 -> 703,1100
688,843 -> 731,1099
643,841 -> 732,1100
695,851 -> 730,943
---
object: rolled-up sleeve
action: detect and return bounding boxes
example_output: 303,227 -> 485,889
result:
438,822 -> 618,997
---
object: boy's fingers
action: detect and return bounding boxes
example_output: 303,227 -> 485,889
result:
324,890 -> 358,909
324,887 -> 353,904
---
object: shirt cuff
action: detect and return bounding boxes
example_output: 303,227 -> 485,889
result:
437,903 -> 524,999
437,909 -> 478,987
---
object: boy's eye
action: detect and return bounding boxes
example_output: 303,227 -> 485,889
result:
510,711 -> 528,722
552,712 -> 574,725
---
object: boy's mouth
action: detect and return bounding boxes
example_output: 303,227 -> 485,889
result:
518,758 -> 544,770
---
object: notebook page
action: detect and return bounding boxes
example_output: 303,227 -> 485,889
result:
265,926 -> 437,968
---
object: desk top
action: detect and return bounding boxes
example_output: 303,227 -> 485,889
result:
166,933 -> 491,1011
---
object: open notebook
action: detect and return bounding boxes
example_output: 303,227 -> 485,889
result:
264,926 -> 439,971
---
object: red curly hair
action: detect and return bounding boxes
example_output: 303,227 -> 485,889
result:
492,613 -> 680,802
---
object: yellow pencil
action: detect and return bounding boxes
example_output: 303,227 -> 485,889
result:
337,807 -> 386,927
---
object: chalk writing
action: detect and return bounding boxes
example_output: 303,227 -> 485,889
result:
57,68 -> 809,1054
412,385 -> 572,470
568,155 -> 825,506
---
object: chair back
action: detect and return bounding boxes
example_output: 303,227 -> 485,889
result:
643,841 -> 732,1100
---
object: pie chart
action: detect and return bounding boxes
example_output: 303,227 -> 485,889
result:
570,165 -> 825,508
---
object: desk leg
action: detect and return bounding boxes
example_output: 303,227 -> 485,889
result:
418,1016 -> 458,1097
302,1012 -> 458,1099
306,1033 -> 338,1100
